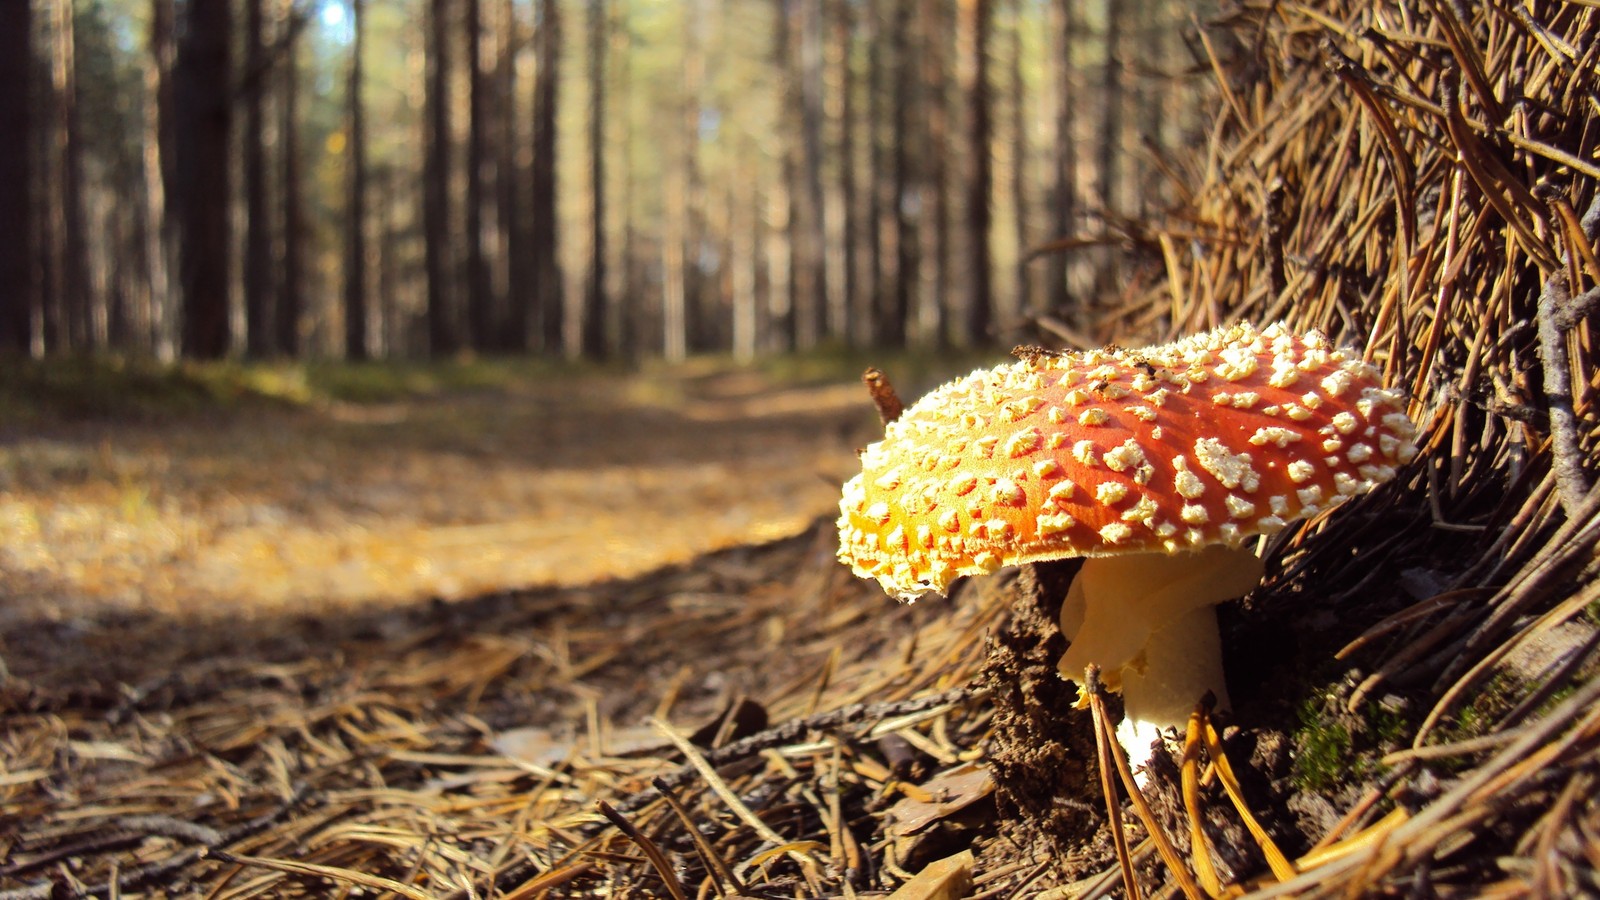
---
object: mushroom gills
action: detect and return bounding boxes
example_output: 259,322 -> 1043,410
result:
1057,544 -> 1265,767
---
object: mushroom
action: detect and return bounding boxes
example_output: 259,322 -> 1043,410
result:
837,323 -> 1419,771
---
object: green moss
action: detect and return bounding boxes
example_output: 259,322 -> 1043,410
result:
1291,698 -> 1356,792
1437,671 -> 1518,744
1291,695 -> 1414,793
1535,683 -> 1579,719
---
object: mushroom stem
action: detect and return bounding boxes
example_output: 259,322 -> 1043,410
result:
1117,604 -> 1230,771
1058,544 -> 1265,773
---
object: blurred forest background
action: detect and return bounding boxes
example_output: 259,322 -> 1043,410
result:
0,0 -> 1221,364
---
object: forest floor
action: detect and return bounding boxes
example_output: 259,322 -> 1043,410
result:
4,355 -> 1079,898
0,357 -> 921,684
0,354 -> 1537,898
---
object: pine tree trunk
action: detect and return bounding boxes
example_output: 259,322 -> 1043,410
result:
1045,0 -> 1075,320
863,0 -> 884,348
730,145 -> 759,362
793,0 -> 826,348
343,0 -> 369,359
0,0 -> 33,354
612,5 -> 636,358
464,0 -> 492,349
1095,0 -> 1122,299
243,0 -> 274,357
962,0 -> 992,344
919,0 -> 949,346
529,0 -> 563,354
884,0 -> 917,347
499,0 -> 530,352
582,0 -> 607,359
175,0 -> 233,359
829,0 -> 859,346
663,2 -> 706,361
46,0 -> 94,352
424,0 -> 457,356
145,0 -> 177,360
1098,0 -> 1122,213
278,0 -> 304,357
1008,0 -> 1031,322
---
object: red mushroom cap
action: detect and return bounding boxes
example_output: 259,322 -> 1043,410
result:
838,323 -> 1419,600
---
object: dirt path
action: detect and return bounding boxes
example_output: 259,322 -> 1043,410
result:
0,365 -> 880,679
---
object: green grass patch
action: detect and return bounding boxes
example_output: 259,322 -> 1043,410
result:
0,356 -> 305,422
300,356 -> 587,403
1,348 -> 977,424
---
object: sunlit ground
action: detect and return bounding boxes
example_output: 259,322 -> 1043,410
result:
0,362 -> 898,631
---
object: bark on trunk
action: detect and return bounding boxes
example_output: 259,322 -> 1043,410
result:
424,0 -> 457,356
962,0 -> 993,343
343,0 -> 369,359
0,0 -> 33,354
278,0 -> 304,356
464,0 -> 492,349
175,0 -> 233,359
582,0 -> 607,359
529,0 -> 563,354
245,0 -> 277,356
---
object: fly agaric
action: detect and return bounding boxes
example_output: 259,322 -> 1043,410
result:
838,323 -> 1418,769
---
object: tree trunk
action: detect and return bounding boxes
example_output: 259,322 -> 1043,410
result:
730,145 -> 759,362
529,0 -> 563,354
863,0 -> 884,348
174,0 -> 233,359
962,0 -> 992,344
425,0 -> 457,356
829,0 -> 859,346
1097,0 -> 1122,228
377,165 -> 402,356
919,0 -> 949,347
145,0 -> 177,360
612,4 -> 636,358
500,0 -> 529,352
343,0 -> 369,359
278,0 -> 304,357
682,3 -> 710,353
792,0 -> 826,348
764,0 -> 794,352
243,0 -> 273,357
1091,0 -> 1124,305
0,0 -> 33,354
464,0 -> 492,349
45,0 -> 94,352
1008,0 -> 1031,323
1044,0 -> 1075,320
582,0 -> 607,359
882,0 -> 917,347
663,1 -> 706,361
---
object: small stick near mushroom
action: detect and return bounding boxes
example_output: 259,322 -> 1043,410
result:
862,367 -> 905,426
836,323 -> 1420,773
